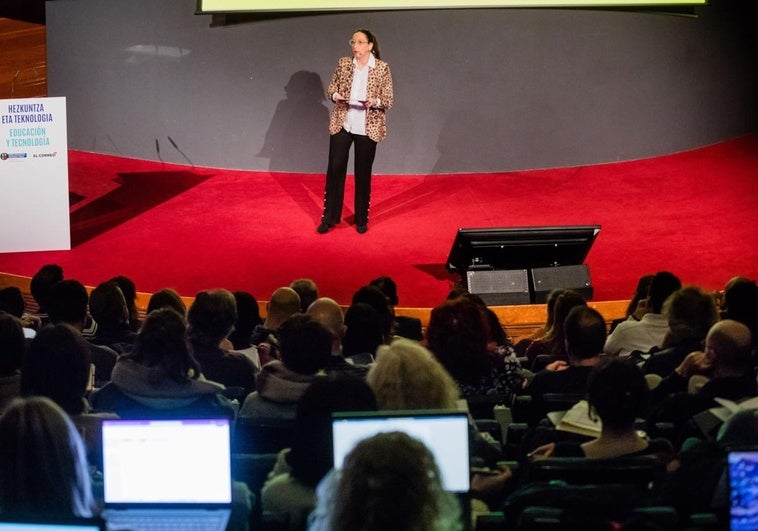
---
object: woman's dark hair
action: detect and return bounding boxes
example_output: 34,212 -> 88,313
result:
146,288 -> 187,317
131,308 -> 201,383
278,314 -> 332,375
342,302 -> 385,359
187,289 -> 237,347
542,290 -> 587,355
626,275 -> 654,317
0,396 -> 94,518
20,324 -> 91,415
587,357 -> 649,432
355,28 -> 381,60
0,312 -> 25,376
228,291 -> 262,350
0,286 -> 25,318
426,297 -> 491,385
333,432 -> 450,531
288,376 -> 377,488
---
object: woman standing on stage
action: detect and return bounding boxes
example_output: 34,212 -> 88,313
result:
317,28 -> 394,235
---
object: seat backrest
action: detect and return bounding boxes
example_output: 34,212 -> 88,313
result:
233,416 -> 296,454
524,454 -> 666,491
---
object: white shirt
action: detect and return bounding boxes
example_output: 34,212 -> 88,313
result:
604,313 -> 670,357
343,54 -> 375,136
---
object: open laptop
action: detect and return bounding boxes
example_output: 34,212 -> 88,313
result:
0,519 -> 105,531
331,409 -> 471,493
727,449 -> 758,531
100,418 -> 232,531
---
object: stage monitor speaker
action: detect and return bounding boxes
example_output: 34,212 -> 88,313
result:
466,269 -> 530,306
531,264 -> 593,304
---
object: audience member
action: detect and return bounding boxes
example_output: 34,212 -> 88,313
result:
532,357 -> 672,459
426,297 -> 525,402
0,312 -> 25,412
290,279 -> 319,314
307,431 -> 462,531
29,263 -> 64,326
146,287 -> 187,317
609,274 -> 655,333
0,396 -> 95,518
239,314 -> 331,420
351,285 -> 394,344
369,275 -> 423,341
527,306 -> 607,425
524,290 -> 587,369
89,308 -> 235,419
110,275 -> 141,332
605,271 -> 682,357
341,302 -> 385,366
514,288 -> 566,356
720,276 -> 758,350
47,279 -> 118,386
262,375 -> 377,529
642,286 -> 719,376
88,280 -> 137,354
187,289 -> 257,395
251,287 -> 302,365
308,297 -> 367,377
227,290 -> 263,368
0,286 -> 38,339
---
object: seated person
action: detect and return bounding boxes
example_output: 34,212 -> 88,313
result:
307,297 -> 368,377
239,314 -> 331,421
524,290 -> 586,370
188,289 -> 257,395
251,287 -> 302,365
227,290 -> 263,369
146,287 -> 187,317
262,375 -> 377,529
0,396 -> 95,518
341,302 -> 385,366
88,280 -> 137,355
307,432 -> 462,531
0,312 -> 25,412
0,286 -> 38,339
90,308 -> 235,420
526,306 -> 606,425
532,357 -> 673,460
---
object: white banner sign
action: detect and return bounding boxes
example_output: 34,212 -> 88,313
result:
0,97 -> 70,252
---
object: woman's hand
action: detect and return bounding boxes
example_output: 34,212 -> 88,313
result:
528,442 -> 556,460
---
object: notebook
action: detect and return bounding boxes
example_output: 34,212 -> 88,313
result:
100,418 -> 232,531
0,520 -> 105,531
727,449 -> 758,531
331,410 -> 471,492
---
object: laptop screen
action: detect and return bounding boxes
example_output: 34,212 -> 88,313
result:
0,521 -> 104,531
332,410 -> 470,493
728,450 -> 758,531
101,418 -> 232,505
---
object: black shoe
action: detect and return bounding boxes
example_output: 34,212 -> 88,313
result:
317,222 -> 332,234
356,224 -> 368,234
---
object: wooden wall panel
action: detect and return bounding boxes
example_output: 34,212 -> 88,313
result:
0,18 -> 47,99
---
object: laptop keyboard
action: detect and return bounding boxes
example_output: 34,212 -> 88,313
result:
106,509 -> 229,531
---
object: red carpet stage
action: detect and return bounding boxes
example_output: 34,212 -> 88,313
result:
1,134 -> 756,308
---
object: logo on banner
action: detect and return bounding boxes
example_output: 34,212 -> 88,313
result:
0,152 -> 28,160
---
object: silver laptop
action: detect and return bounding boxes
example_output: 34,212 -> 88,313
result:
331,410 -> 471,493
101,418 -> 232,531
728,449 -> 758,531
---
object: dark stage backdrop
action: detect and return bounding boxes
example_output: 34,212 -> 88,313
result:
46,0 -> 757,174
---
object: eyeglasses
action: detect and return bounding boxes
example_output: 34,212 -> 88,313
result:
349,39 -> 369,46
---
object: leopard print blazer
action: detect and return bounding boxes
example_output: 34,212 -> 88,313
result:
327,56 -> 394,143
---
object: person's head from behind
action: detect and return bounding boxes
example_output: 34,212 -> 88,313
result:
20,324 -> 91,416
705,319 -> 753,377
30,264 -> 64,313
544,288 -> 568,331
426,297 -> 490,383
89,280 -> 129,330
721,278 -> 758,346
232,290 -> 262,337
0,286 -> 25,318
0,396 -> 93,518
146,288 -> 187,317
307,297 -> 346,355
342,302 -> 385,359
289,279 -> 318,314
352,285 -> 394,341
646,271 -> 682,314
369,276 -> 399,307
132,308 -> 201,383
334,431 -> 457,531
586,357 -> 649,432
278,314 -> 332,375
187,289 -> 237,348
0,312 -> 25,377
110,275 -> 139,326
47,279 -> 89,328
564,305 -> 607,361
289,375 -> 377,488
266,287 -> 302,327
663,286 -> 719,347
626,275 -> 655,317
548,290 -> 587,342
367,339 -> 459,410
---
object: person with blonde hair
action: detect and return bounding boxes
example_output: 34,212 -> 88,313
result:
0,396 -> 94,518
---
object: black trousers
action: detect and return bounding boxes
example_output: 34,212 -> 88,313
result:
321,128 -> 377,226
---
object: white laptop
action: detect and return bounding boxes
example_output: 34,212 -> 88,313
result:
331,410 -> 471,493
728,449 -> 758,531
100,418 -> 232,531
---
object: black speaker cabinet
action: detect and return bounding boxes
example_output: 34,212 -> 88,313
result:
531,264 -> 593,303
466,269 -> 531,306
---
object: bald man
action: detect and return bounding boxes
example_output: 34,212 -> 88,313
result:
308,297 -> 369,377
250,287 -> 301,365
